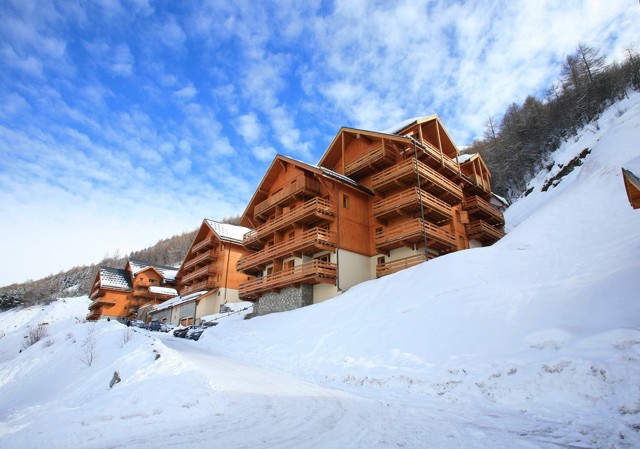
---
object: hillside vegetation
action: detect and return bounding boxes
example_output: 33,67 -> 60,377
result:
469,43 -> 640,200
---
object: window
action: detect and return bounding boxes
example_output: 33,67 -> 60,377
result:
342,194 -> 350,209
315,254 -> 331,263
284,260 -> 295,271
266,266 -> 273,276
288,231 -> 295,241
377,256 -> 386,265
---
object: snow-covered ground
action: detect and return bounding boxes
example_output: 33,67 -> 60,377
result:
1,92 -> 640,448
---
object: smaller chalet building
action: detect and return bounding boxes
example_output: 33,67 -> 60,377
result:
173,219 -> 254,319
622,167 -> 640,209
87,258 -> 178,321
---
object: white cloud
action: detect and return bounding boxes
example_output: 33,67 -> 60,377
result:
237,113 -> 263,144
252,145 -> 276,161
110,43 -> 134,76
174,84 -> 197,99
159,17 -> 186,49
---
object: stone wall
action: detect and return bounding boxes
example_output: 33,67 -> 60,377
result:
149,308 -> 172,323
255,285 -> 313,316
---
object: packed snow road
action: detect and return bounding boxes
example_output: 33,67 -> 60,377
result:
155,333 -> 599,449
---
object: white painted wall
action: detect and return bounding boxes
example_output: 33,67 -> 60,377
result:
337,249 -> 372,291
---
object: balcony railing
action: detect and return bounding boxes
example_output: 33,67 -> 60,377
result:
181,264 -> 216,284
371,158 -> 463,204
237,227 -> 337,273
467,220 -> 505,244
180,278 -> 218,296
192,237 -> 217,254
462,195 -> 504,225
88,295 -> 116,309
239,260 -> 337,299
344,142 -> 396,178
376,253 -> 433,278
375,218 -> 457,252
183,248 -> 219,270
373,187 -> 453,223
254,175 -> 322,219
417,139 -> 460,176
243,198 -> 336,248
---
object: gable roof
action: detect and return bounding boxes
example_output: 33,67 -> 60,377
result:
99,267 -> 133,290
204,220 -> 252,244
150,290 -> 209,313
239,154 -> 372,228
128,258 -> 179,280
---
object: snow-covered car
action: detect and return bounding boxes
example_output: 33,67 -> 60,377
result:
161,322 -> 176,333
173,326 -> 192,338
186,326 -> 205,340
130,319 -> 145,328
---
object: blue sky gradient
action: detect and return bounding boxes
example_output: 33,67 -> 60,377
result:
1,0 -> 638,286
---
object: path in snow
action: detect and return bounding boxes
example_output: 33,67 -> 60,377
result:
150,334 -> 596,449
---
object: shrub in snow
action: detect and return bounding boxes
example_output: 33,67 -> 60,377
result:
23,323 -> 48,349
81,324 -> 96,366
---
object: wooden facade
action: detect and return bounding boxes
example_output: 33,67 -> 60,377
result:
176,220 -> 254,315
237,116 -> 505,312
623,168 -> 640,209
87,259 -> 178,321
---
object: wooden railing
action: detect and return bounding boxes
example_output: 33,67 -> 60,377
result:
183,248 -> 218,270
344,142 -> 396,178
243,198 -> 336,248
88,295 -> 116,309
239,260 -> 337,299
467,220 -> 505,244
373,187 -> 453,223
237,227 -> 337,273
461,173 -> 491,193
375,218 -> 457,251
180,278 -> 218,295
254,175 -> 322,219
192,237 -> 217,254
371,158 -> 463,203
181,265 -> 214,284
417,139 -> 460,175
462,195 -> 504,225
376,253 -> 432,278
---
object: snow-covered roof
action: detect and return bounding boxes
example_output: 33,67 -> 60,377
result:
128,258 -> 179,280
151,290 -> 208,313
148,286 -> 178,296
99,267 -> 132,290
205,220 -> 252,244
457,153 -> 476,164
380,117 -> 422,135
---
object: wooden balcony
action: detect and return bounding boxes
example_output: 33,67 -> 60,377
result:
373,187 -> 453,224
192,237 -> 217,254
237,227 -> 337,273
466,220 -> 505,245
371,158 -> 463,204
462,195 -> 504,225
375,218 -> 457,252
180,278 -> 219,296
239,260 -> 337,300
344,142 -> 396,178
181,264 -> 218,284
376,253 -> 433,278
254,176 -> 322,220
183,248 -> 219,270
417,139 -> 460,176
244,198 -> 336,249
89,295 -> 116,309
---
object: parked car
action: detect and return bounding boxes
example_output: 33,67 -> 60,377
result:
172,326 -> 192,338
161,322 -> 176,333
186,326 -> 205,341
148,320 -> 162,331
130,319 -> 145,328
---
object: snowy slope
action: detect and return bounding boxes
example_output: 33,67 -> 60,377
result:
1,92 -> 640,449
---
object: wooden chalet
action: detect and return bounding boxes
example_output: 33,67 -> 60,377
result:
175,219 -> 253,319
622,168 -> 640,209
237,115 -> 506,316
87,258 -> 179,321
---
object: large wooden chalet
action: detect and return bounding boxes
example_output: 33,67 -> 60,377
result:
236,115 -> 505,315
87,258 -> 178,321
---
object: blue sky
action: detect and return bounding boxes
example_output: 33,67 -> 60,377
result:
1,0 -> 638,287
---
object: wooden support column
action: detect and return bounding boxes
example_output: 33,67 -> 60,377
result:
341,132 -> 345,174
435,121 -> 444,166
